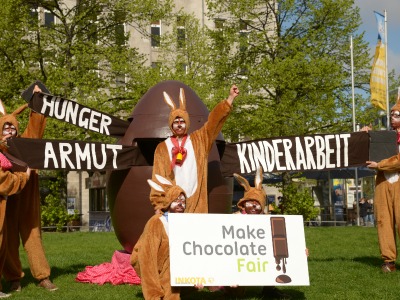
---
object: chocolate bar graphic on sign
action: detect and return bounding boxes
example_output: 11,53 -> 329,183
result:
270,217 -> 288,274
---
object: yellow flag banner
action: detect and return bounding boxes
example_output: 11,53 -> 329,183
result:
370,41 -> 387,111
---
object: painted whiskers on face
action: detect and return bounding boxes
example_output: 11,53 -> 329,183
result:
390,110 -> 400,129
244,201 -> 261,210
2,124 -> 17,137
244,200 -> 263,214
170,194 -> 186,210
172,117 -> 186,136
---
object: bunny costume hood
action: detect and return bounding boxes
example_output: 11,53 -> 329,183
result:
147,174 -> 186,212
164,89 -> 190,136
391,94 -> 400,113
234,166 -> 266,213
0,102 -> 28,152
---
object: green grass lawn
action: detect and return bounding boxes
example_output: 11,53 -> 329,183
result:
3,226 -> 400,300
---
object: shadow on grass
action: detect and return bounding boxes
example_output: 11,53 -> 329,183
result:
352,256 -> 384,267
309,255 -> 382,267
184,286 -> 306,300
14,263 -> 90,287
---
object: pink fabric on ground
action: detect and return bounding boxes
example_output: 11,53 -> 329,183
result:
75,250 -> 141,285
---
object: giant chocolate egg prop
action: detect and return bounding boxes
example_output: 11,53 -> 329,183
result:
107,81 -> 232,252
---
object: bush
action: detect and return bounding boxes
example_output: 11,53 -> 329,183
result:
41,175 -> 70,231
274,182 -> 320,221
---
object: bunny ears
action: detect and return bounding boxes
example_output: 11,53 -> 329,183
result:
0,100 -> 28,151
0,100 -> 28,118
148,174 -> 187,212
391,88 -> 400,112
234,166 -> 266,213
163,88 -> 187,112
163,88 -> 190,135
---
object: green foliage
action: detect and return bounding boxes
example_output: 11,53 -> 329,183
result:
206,0 -> 372,141
275,182 -> 320,221
0,0 -> 175,141
40,172 -> 71,232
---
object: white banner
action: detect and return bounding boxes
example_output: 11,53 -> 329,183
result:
169,214 -> 309,286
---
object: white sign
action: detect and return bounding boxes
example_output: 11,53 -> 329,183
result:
169,214 -> 309,286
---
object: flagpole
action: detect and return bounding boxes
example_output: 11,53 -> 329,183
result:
385,10 -> 389,129
350,35 -> 360,226
351,36 -> 356,132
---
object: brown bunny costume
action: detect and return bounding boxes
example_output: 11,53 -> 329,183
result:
233,166 -> 266,214
2,96 -> 55,289
371,97 -> 400,271
150,88 -> 233,213
0,101 -> 31,293
131,175 -> 186,300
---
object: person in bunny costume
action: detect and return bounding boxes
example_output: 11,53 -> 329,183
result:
0,99 -> 32,298
233,166 -> 267,215
1,86 -> 57,292
150,85 -> 239,213
232,167 -> 293,299
131,174 -> 187,300
365,95 -> 400,273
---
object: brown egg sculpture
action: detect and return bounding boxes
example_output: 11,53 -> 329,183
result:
107,80 -> 233,253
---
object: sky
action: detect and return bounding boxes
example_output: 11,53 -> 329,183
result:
354,0 -> 400,74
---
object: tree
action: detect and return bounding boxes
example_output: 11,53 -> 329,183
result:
206,0 -> 372,141
0,0 -> 175,223
0,0 -> 174,141
273,181 -> 319,222
204,0 -> 375,218
148,12 -> 221,104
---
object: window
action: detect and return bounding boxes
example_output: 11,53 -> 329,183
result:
29,7 -> 39,28
115,23 -> 126,46
239,20 -> 250,53
214,19 -> 225,30
151,20 -> 161,47
116,73 -> 126,87
89,188 -> 108,211
114,10 -> 127,46
44,9 -> 55,27
180,63 -> 188,74
151,62 -> 161,68
238,20 -> 250,76
88,20 -> 98,43
151,62 -> 162,75
177,16 -> 186,48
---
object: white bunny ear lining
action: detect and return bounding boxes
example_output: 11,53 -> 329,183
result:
234,166 -> 264,190
163,91 -> 176,110
147,179 -> 165,193
148,174 -> 174,192
163,88 -> 187,111
154,174 -> 173,186
0,100 -> 6,116
179,88 -> 186,110
255,166 -> 263,190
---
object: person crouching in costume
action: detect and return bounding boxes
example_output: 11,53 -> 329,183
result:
150,85 -> 239,214
0,99 -> 31,298
131,174 -> 188,300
